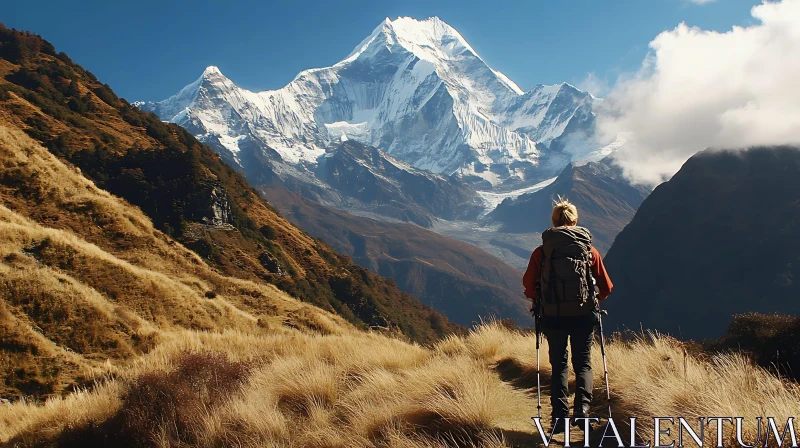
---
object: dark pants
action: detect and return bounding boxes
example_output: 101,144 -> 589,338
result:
542,314 -> 598,419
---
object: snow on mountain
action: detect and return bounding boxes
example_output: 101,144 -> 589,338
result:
314,140 -> 484,226
476,176 -> 558,216
140,16 -> 601,190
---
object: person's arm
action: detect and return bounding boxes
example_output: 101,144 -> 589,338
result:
522,246 -> 544,300
590,246 -> 613,300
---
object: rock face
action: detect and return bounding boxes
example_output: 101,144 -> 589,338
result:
258,251 -> 284,276
138,17 -> 603,194
603,146 -> 800,339
487,158 -> 650,254
202,185 -> 232,226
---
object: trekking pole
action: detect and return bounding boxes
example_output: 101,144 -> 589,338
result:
597,309 -> 612,419
533,292 -> 543,420
536,315 -> 542,420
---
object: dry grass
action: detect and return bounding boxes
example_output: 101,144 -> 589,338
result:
0,123 -> 353,399
3,322 -> 799,447
1,329 -> 509,447
602,332 -> 800,446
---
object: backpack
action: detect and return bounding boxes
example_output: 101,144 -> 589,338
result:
539,226 -> 597,317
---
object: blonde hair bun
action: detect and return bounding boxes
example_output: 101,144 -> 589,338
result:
551,195 -> 578,227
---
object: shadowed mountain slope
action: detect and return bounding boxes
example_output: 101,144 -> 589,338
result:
604,146 -> 800,339
261,186 -> 531,326
314,140 -> 483,227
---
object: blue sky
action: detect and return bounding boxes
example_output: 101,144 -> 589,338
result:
4,0 -> 763,101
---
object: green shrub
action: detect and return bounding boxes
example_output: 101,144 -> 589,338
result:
706,313 -> 800,380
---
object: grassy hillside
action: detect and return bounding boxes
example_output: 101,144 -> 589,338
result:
261,186 -> 532,327
4,321 -> 798,447
0,24 -> 459,345
0,124 -> 350,399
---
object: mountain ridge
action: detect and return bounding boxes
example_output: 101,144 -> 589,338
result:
487,157 -> 651,254
139,16 -> 601,191
315,140 -> 483,226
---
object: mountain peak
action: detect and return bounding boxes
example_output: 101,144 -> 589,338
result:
202,65 -> 223,77
342,16 -> 524,97
346,16 -> 477,64
200,65 -> 230,83
389,16 -> 460,39
390,16 -> 476,57
196,65 -> 235,93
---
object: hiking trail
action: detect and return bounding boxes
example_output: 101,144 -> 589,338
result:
491,357 -> 610,447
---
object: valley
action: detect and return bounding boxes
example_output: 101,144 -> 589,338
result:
261,185 -> 532,326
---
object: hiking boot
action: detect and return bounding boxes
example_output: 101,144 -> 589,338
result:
572,405 -> 591,428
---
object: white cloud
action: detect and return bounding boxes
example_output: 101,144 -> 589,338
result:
597,0 -> 800,185
577,72 -> 610,97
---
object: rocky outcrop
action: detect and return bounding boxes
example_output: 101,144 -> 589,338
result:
202,185 -> 232,227
258,251 -> 284,276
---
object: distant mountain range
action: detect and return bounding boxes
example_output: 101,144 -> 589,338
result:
314,140 -> 483,226
0,27 -> 460,353
604,146 -> 800,339
139,17 -> 610,193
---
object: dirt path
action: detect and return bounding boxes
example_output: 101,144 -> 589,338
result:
490,358 -> 608,447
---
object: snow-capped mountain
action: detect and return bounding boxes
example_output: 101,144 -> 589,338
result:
140,16 -> 600,190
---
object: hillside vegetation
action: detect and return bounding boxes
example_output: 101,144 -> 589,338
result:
706,312 -> 800,382
0,24 -> 459,344
4,321 -> 799,447
0,124 -> 353,398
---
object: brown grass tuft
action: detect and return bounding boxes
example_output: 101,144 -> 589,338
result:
115,351 -> 249,447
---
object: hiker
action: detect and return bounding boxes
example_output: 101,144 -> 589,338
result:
522,197 -> 613,432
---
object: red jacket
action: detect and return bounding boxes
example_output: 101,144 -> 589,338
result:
522,245 -> 613,302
